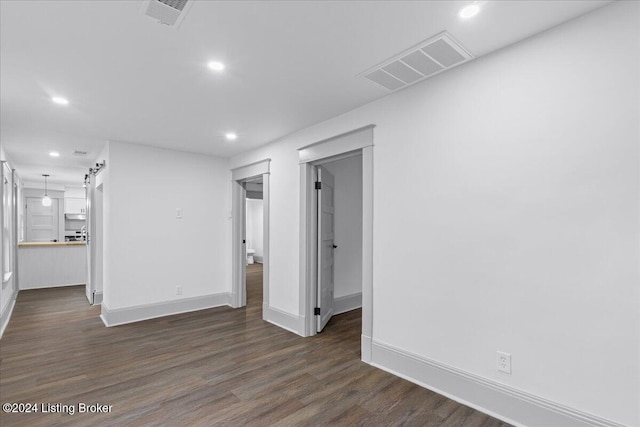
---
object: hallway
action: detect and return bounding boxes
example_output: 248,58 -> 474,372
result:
0,268 -> 509,426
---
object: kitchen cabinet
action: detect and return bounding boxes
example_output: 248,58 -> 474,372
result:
18,242 -> 87,289
65,197 -> 86,214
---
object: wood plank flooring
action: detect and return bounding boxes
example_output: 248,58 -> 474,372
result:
0,264 -> 510,426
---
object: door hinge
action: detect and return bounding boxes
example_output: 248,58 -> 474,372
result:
314,307 -> 321,315
315,182 -> 322,190
242,239 -> 246,244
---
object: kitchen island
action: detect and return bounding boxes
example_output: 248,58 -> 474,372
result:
18,242 -> 87,289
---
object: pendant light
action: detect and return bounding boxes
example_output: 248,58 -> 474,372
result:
42,174 -> 52,207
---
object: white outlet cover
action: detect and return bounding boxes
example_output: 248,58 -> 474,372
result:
176,208 -> 182,219
497,351 -> 512,374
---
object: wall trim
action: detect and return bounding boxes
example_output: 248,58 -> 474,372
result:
297,125 -> 375,164
100,293 -> 231,327
20,282 -> 85,291
370,340 -> 626,427
93,291 -> 103,305
333,292 -> 362,315
262,303 -> 305,337
231,158 -> 271,181
361,334 -> 372,363
0,296 -> 17,340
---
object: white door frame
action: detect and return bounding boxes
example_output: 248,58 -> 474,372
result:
298,125 -> 374,363
86,173 -> 94,304
231,159 -> 270,311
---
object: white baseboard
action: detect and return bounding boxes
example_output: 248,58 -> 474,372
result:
0,294 -> 17,340
100,293 -> 232,327
262,303 -> 305,336
370,340 -> 626,427
20,282 -> 85,290
93,291 -> 103,305
361,334 -> 372,363
334,292 -> 362,315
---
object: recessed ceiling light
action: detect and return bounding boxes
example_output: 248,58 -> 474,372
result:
225,132 -> 237,141
459,3 -> 480,19
49,151 -> 60,157
51,96 -> 69,105
208,61 -> 225,72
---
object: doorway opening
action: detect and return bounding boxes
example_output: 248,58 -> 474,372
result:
298,125 -> 374,361
231,159 -> 270,319
313,153 -> 363,333
244,178 -> 264,310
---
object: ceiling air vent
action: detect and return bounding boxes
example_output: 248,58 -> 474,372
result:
142,0 -> 193,27
360,32 -> 473,92
73,150 -> 88,156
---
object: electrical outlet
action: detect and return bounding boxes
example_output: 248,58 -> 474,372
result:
176,208 -> 183,219
497,351 -> 511,374
176,285 -> 182,295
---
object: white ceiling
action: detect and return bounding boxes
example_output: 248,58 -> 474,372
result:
0,0 -> 610,186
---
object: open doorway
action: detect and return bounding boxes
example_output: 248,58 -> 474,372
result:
299,125 -> 373,361
313,153 -> 363,333
231,159 -> 270,318
244,178 -> 264,310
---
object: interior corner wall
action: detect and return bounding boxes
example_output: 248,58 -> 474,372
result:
102,141 -> 231,311
229,2 -> 639,425
322,155 -> 363,299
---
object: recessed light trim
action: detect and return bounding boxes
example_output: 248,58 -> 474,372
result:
459,4 -> 480,19
49,151 -> 60,157
208,61 -> 225,72
51,96 -> 69,105
225,132 -> 237,141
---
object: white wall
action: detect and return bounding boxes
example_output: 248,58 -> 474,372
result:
322,155 -> 362,299
229,2 -> 639,425
101,141 -> 231,310
246,198 -> 263,260
64,186 -> 85,198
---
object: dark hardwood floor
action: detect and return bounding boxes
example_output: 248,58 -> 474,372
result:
0,264 -> 510,426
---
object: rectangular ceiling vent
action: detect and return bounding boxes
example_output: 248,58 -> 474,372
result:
73,150 -> 88,156
359,32 -> 473,92
142,0 -> 192,27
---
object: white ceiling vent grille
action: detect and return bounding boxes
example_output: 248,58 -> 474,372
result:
73,150 -> 88,156
360,32 -> 473,92
142,0 -> 193,27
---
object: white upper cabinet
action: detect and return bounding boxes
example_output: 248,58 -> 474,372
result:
64,198 -> 86,214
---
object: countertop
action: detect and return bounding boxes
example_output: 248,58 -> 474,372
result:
19,242 -> 86,247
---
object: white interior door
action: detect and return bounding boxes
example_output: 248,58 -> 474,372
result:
316,166 -> 335,332
26,197 -> 59,242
